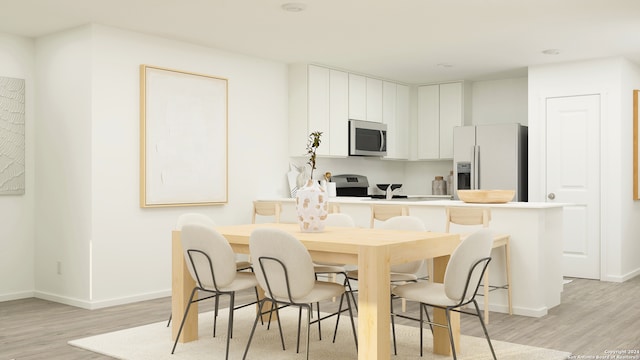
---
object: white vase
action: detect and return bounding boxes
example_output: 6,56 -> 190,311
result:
295,179 -> 328,232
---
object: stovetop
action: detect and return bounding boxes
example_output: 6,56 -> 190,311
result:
369,194 -> 408,199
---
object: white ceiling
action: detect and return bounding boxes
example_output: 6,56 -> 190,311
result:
2,0 -> 640,84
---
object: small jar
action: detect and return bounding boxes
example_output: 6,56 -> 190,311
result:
447,170 -> 453,195
432,176 -> 446,195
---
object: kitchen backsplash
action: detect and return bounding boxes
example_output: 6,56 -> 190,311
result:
290,156 -> 454,196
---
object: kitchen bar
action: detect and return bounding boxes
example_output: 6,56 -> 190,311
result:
255,196 -> 565,318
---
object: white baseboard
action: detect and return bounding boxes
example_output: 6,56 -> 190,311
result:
34,289 -> 171,310
0,290 -> 35,303
601,267 -> 640,283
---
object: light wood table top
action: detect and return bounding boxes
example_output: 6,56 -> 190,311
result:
172,223 -> 461,360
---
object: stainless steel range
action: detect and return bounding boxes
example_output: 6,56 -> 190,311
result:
331,174 -> 407,199
331,174 -> 370,197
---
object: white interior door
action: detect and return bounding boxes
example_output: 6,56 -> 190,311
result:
546,95 -> 600,279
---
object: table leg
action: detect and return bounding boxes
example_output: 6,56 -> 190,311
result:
357,245 -> 391,360
171,231 -> 198,342
432,255 -> 460,355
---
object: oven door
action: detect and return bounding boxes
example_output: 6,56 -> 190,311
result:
349,120 -> 387,156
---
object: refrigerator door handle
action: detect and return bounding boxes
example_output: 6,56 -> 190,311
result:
473,145 -> 480,189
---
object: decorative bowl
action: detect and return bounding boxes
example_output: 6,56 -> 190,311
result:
457,190 -> 515,203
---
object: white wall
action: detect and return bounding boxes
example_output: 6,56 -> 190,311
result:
34,26 -> 94,305
528,57 -> 640,282
0,33 -> 36,302
28,25 -> 290,308
620,60 -> 640,279
471,77 -> 528,125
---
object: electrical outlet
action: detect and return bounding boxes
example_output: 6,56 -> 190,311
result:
57,261 -> 62,275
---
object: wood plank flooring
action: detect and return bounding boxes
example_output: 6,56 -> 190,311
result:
1,276 -> 639,359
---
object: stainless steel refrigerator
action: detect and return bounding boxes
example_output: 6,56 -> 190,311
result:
453,123 -> 528,201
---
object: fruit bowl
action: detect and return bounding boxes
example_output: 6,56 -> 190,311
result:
457,190 -> 515,203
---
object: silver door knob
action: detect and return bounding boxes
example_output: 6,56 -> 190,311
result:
548,193 -> 556,200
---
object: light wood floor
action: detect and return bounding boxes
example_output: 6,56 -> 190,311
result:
1,276 -> 639,359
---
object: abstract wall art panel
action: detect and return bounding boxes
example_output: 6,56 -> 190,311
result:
0,76 -> 25,195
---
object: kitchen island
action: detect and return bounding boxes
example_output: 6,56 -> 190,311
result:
255,196 -> 565,318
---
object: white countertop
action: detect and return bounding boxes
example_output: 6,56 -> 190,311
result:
258,196 -> 566,209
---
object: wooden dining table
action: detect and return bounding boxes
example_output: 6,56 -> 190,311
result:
171,223 -> 461,360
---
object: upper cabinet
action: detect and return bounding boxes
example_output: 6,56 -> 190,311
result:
417,81 -> 471,160
383,81 -> 410,159
289,64 -> 349,157
348,74 -> 383,123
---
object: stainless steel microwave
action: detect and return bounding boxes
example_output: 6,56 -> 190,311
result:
349,119 -> 387,156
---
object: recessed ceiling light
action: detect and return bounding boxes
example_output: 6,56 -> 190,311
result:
281,2 -> 306,12
542,49 -> 560,55
436,63 -> 453,68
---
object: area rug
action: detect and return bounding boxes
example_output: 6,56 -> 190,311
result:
69,306 -> 570,360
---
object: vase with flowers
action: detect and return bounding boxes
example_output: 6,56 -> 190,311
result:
295,131 -> 328,232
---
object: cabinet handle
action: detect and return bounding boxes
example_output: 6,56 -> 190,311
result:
548,193 -> 556,200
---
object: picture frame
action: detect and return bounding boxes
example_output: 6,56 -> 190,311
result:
140,65 -> 228,207
634,89 -> 639,200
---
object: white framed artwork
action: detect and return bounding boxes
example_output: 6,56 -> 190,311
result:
140,65 -> 228,207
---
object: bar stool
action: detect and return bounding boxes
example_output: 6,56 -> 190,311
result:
252,201 -> 281,224
370,204 -> 409,228
445,206 -> 513,323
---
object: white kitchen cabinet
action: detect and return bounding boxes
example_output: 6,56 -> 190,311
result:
417,81 -> 469,159
366,77 -> 383,122
289,64 -> 349,157
348,74 -> 383,123
348,74 -> 366,121
383,81 -> 409,159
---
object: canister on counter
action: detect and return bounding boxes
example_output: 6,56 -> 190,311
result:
432,176 -> 446,195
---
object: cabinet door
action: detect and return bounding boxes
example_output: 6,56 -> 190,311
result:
308,65 -> 330,156
417,84 -> 440,159
366,77 -> 383,122
348,74 -> 366,120
382,81 -> 397,156
329,69 -> 349,157
439,82 -> 463,159
395,84 -> 410,159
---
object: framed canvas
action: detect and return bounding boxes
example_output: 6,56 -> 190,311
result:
140,65 -> 228,207
634,89 -> 639,200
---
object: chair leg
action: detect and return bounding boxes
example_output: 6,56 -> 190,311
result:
483,266 -> 490,324
343,276 -> 358,311
274,303 -> 286,350
472,300 -> 497,360
166,313 -> 172,327
243,299 -> 266,360
306,305 -> 312,360
445,308 -> 458,360
214,293 -> 220,337
316,301 -> 322,340
391,296 -> 397,355
419,301 -> 423,357
343,291 -> 358,349
505,241 -> 513,315
225,292 -> 234,360
171,287 -> 198,354
296,307 -> 303,353
332,293 -> 345,343
423,303 -> 434,333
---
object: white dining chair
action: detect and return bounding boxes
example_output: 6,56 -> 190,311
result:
392,228 -> 497,359
244,228 -> 357,360
445,206 -> 513,323
167,213 -> 252,327
172,224 -> 259,360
